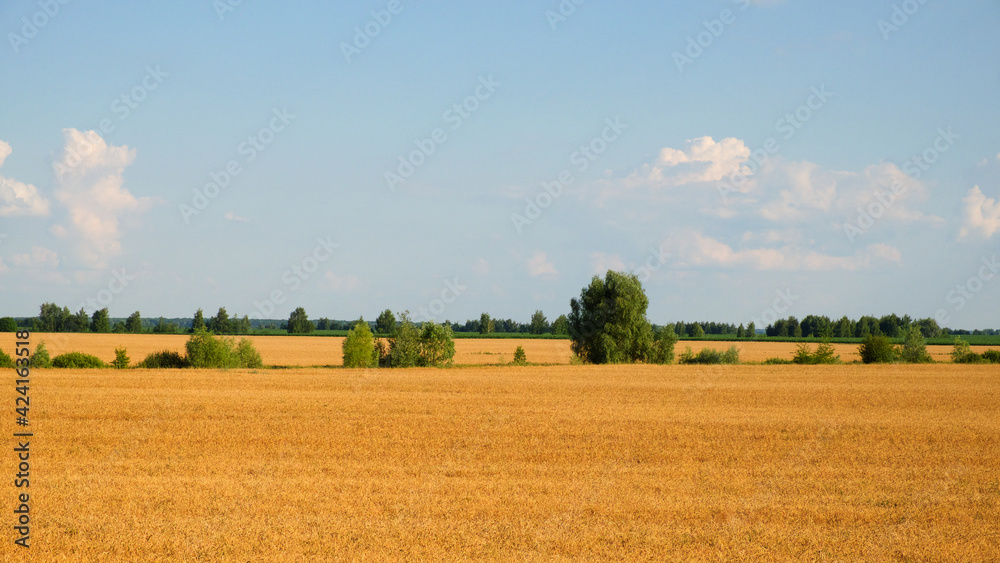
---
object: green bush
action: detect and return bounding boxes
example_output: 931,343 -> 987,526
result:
185,329 -> 262,369
52,352 -> 107,369
898,326 -> 932,363
137,350 -> 190,369
0,349 -> 14,368
384,313 -> 422,368
379,314 -> 456,368
792,341 -> 841,365
30,342 -> 52,368
235,339 -> 263,368
343,319 -> 379,368
186,330 -> 230,368
420,322 -> 456,367
678,346 -> 739,365
112,347 -> 130,369
859,335 -> 896,364
0,317 -> 18,332
720,346 -> 740,364
511,345 -> 528,366
951,338 -> 981,364
982,350 -> 1000,364
792,343 -> 812,364
763,357 -> 794,365
649,326 -> 679,365
812,341 -> 840,364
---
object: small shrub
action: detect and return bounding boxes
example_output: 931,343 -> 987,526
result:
812,341 -> 840,364
720,346 -> 740,364
511,345 -> 528,366
138,350 -> 190,369
235,339 -> 263,369
678,346 -> 739,365
343,319 -> 378,368
112,347 -> 130,369
859,335 -> 896,364
763,357 -> 794,365
52,352 -> 107,369
0,349 -> 14,369
898,326 -> 932,363
793,341 -> 841,365
30,342 -> 52,368
951,338 -> 981,364
792,343 -> 813,365
649,326 -> 678,365
689,348 -> 721,364
981,350 -> 1000,364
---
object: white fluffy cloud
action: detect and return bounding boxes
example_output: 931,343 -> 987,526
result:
627,136 -> 751,188
960,185 -> 1000,239
51,129 -> 153,268
527,251 -> 557,279
663,230 -> 901,272
0,140 -> 51,217
613,136 -> 942,232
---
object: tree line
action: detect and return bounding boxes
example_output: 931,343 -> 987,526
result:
5,299 -> 996,339
760,314 -> 998,339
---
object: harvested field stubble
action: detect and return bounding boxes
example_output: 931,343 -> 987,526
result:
4,364 -> 998,560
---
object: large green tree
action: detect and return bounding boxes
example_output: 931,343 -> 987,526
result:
192,309 -> 206,332
36,303 -> 68,332
419,322 -> 456,367
209,307 -> 231,334
834,316 -> 853,338
375,309 -> 396,335
65,307 -> 90,332
552,315 -> 569,335
551,314 -> 569,336
529,310 -> 549,334
287,307 -> 315,334
90,308 -> 111,333
568,270 -> 654,364
0,317 -> 18,332
479,313 -> 494,335
125,311 -> 143,334
913,317 -> 942,339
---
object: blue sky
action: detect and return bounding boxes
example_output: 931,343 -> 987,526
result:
1,0 -> 998,328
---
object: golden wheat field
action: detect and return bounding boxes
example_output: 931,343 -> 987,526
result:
1,333 -> 994,366
2,361 -> 998,561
